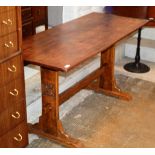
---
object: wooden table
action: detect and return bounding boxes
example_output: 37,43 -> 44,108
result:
23,13 -> 148,147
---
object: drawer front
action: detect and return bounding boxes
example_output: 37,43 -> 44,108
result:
22,7 -> 32,21
6,78 -> 25,105
0,121 -> 28,148
0,78 -> 25,112
0,55 -> 23,86
0,9 -> 17,37
0,100 -> 26,137
33,7 -> 46,21
22,20 -> 33,38
0,7 -> 15,13
0,32 -> 18,60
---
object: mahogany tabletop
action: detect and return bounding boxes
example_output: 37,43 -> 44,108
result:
23,13 -> 148,72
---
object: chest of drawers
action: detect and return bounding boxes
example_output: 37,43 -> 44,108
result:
0,6 -> 28,148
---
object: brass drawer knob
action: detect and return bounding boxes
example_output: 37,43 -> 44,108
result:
2,19 -> 12,25
8,65 -> 17,72
11,111 -> 20,119
4,41 -> 14,48
10,89 -> 18,96
13,133 -> 22,142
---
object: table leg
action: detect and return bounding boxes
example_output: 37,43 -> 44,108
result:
88,46 -> 132,101
28,67 -> 84,147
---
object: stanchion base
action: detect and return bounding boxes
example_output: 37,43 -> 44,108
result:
124,62 -> 150,73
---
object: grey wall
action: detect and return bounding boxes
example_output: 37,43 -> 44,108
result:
48,6 -> 63,27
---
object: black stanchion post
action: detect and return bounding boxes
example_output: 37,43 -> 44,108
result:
124,28 -> 150,73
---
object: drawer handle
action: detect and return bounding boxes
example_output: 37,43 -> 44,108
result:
9,41 -> 14,47
37,9 -> 41,15
11,111 -> 20,119
10,89 -> 18,96
2,20 -> 8,25
4,43 -> 9,48
2,19 -> 12,25
4,41 -> 14,48
7,19 -> 13,25
8,65 -> 17,72
13,133 -> 23,142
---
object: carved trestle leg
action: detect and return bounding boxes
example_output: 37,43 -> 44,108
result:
87,46 -> 132,101
28,67 -> 84,148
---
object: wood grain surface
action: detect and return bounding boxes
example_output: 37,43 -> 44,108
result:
23,13 -> 148,72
